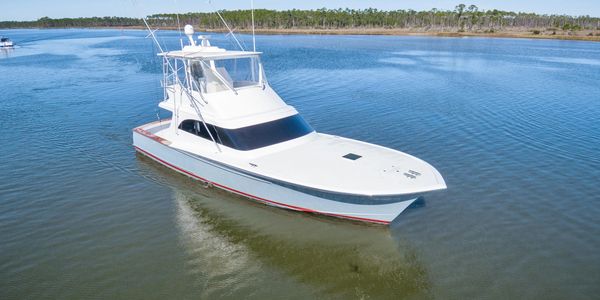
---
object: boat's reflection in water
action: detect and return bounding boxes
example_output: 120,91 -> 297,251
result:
137,155 -> 431,299
0,47 -> 14,58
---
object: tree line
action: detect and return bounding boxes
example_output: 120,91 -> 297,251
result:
2,6 -> 599,31
0,16 -> 141,28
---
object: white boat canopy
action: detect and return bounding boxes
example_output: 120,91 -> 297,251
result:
158,50 -> 262,60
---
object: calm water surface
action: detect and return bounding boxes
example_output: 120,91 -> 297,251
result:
1,29 -> 599,299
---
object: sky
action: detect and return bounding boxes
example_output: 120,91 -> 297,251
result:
3,0 -> 600,21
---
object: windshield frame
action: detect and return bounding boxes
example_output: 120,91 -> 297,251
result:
187,54 -> 265,94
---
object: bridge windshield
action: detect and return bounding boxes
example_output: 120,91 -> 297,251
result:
190,56 -> 262,93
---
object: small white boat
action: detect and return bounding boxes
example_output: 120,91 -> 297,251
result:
133,25 -> 446,225
0,37 -> 14,48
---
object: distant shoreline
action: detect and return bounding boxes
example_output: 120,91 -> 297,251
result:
209,27 -> 600,42
4,26 -> 600,42
3,8 -> 599,43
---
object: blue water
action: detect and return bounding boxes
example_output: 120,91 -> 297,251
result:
1,29 -> 599,299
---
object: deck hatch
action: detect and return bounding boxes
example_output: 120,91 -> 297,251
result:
343,153 -> 362,160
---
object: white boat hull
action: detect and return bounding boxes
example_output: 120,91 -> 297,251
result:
133,122 -> 418,225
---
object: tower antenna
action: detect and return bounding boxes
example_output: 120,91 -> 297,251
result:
251,0 -> 256,52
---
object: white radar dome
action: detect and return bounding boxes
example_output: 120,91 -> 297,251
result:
184,24 -> 194,35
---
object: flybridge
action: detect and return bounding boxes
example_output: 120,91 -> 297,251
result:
155,24 -> 271,152
158,26 -> 261,60
158,24 -> 266,99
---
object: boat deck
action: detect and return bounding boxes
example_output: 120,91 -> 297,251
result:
250,133 -> 446,195
138,120 -> 446,196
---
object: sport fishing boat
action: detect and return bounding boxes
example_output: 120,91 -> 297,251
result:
0,37 -> 14,48
133,25 -> 446,224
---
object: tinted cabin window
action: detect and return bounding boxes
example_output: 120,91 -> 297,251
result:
179,120 -> 230,146
229,114 -> 313,150
178,114 -> 313,151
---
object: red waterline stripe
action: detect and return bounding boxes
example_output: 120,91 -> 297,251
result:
133,143 -> 389,225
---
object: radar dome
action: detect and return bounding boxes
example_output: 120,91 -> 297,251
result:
184,24 -> 194,36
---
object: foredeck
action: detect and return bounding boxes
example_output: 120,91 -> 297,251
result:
249,133 -> 447,196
